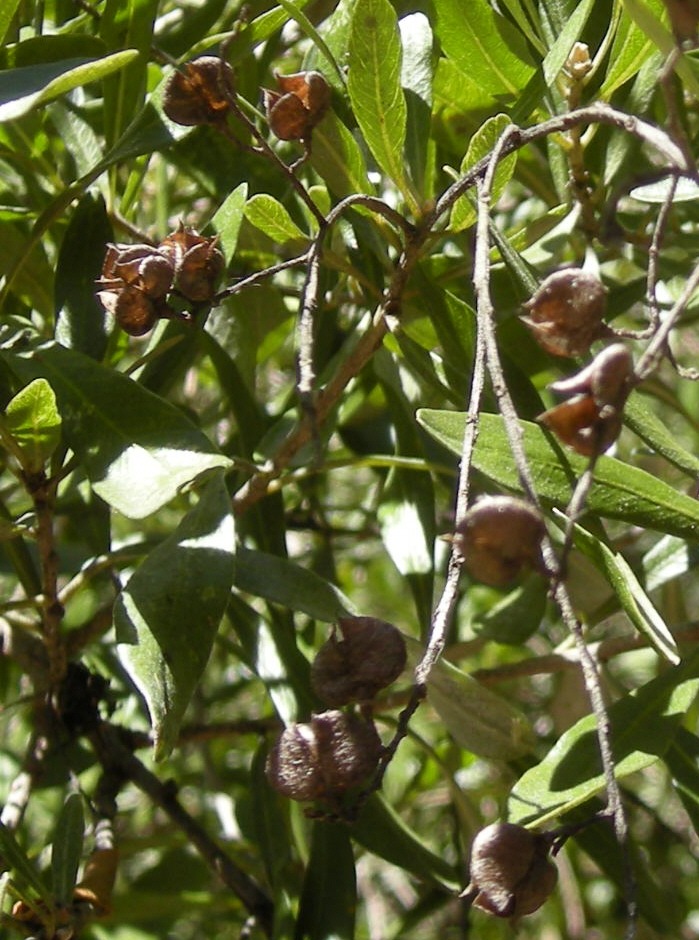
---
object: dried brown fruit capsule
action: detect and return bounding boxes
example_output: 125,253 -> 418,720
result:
160,223 -> 225,302
538,343 -> 633,456
264,70 -> 331,140
266,710 -> 382,802
311,616 -> 407,706
454,496 -> 546,588
521,269 -> 607,358
464,822 -> 557,918
162,56 -> 234,127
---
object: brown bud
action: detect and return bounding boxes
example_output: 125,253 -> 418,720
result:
73,847 -> 119,917
264,70 -> 331,140
160,223 -> 225,302
311,616 -> 407,706
162,56 -> 234,126
454,496 -> 546,588
522,269 -> 607,358
661,0 -> 699,43
538,343 -> 633,456
464,822 -> 557,918
266,710 -> 382,802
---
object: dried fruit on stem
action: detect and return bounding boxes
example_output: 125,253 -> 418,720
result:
464,822 -> 557,918
162,56 -> 234,127
311,616 -> 407,706
538,343 -> 633,456
264,71 -> 331,140
454,496 -> 546,588
160,223 -> 225,302
521,268 -> 607,358
265,710 -> 382,802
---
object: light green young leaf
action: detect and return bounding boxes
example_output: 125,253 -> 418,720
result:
244,194 -> 310,245
51,793 -> 85,906
115,472 -> 235,759
417,409 -> 699,540
451,114 -> 517,231
566,516 -> 679,664
433,0 -> 535,99
210,183 -> 248,265
347,0 -> 414,207
0,51 -> 139,121
1,339 -> 231,519
5,378 -> 62,473
508,648 -> 699,826
0,0 -> 21,45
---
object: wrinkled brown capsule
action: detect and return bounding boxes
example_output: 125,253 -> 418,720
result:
162,56 -> 234,126
454,496 -> 546,588
264,70 -> 331,140
311,616 -> 407,706
521,269 -> 607,358
160,223 -> 225,302
463,822 -> 557,918
266,710 -> 382,802
538,343 -> 633,456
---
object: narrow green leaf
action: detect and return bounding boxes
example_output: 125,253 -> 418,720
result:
296,823 -> 356,940
5,378 -> 61,473
451,114 -> 518,231
666,727 -> 699,835
399,12 -> 434,198
508,648 -> 699,825
472,574 -> 548,645
115,471 -> 236,759
275,0 -> 343,82
210,183 -> 248,265
568,517 -> 680,664
433,0 -> 535,99
541,0 -> 595,85
310,110 -> 373,199
347,0 -> 413,204
0,0 -> 21,45
352,793 -> 459,889
55,192 -> 112,359
0,51 -> 140,121
417,409 -> 699,540
423,650 -> 536,759
1,337 -> 231,519
51,793 -> 85,906
601,3 -> 655,97
0,821 -> 53,903
235,547 -> 355,622
643,534 -> 699,593
250,744 -> 293,891
621,0 -> 699,96
624,391 -> 699,477
244,194 -> 310,246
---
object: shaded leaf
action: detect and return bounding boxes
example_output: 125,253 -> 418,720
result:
115,471 -> 235,758
51,793 -> 85,906
417,409 -> 699,540
295,823 -> 356,940
666,727 -> 699,835
508,648 -> 699,825
0,820 -> 53,903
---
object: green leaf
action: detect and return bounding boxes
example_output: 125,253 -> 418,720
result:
0,51 -> 140,121
508,647 -> 699,825
55,192 -> 112,360
347,0 -> 413,206
451,114 -> 518,231
244,194 -> 310,246
621,0 -> 699,96
310,110 -> 373,200
115,471 -> 235,759
234,547 -> 355,622
472,574 -> 548,645
250,744 -> 293,891
416,410 -> 699,540
296,823 -> 356,940
1,338 -> 231,519
209,183 -> 248,265
424,651 -> 536,760
5,378 -> 62,473
568,517 -> 679,664
399,12 -> 434,198
0,820 -> 53,903
0,0 -> 21,46
624,391 -> 699,477
352,793 -> 459,890
51,793 -> 85,906
433,0 -> 535,100
601,3 -> 656,98
666,727 -> 699,835
541,0 -> 595,86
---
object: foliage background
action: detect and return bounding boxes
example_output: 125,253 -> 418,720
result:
3,0 -> 699,938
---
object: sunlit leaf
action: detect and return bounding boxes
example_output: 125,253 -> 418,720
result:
5,378 -> 61,473
244,193 -> 310,245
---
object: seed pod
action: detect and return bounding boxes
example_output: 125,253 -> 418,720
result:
454,496 -> 546,588
522,269 -> 607,358
311,616 -> 407,706
538,344 -> 633,456
264,70 -> 331,140
162,56 -> 234,126
266,710 -> 382,802
113,284 -> 159,336
464,822 -> 557,918
101,243 -> 175,299
160,223 -> 225,302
